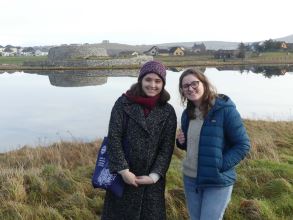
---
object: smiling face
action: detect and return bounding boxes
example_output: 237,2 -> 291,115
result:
181,74 -> 205,106
141,73 -> 163,97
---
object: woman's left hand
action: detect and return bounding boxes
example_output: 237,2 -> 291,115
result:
135,176 -> 154,185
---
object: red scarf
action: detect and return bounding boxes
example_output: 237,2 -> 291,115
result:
124,91 -> 160,116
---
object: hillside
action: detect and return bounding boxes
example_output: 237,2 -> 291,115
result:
276,34 -> 293,43
16,33 -> 293,54
155,41 -> 240,50
29,41 -> 241,57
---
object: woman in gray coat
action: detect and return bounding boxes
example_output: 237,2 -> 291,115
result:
101,61 -> 177,220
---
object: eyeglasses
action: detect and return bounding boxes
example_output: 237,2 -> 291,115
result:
182,81 -> 200,90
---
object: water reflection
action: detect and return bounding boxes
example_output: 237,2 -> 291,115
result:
23,69 -> 139,87
216,65 -> 293,78
1,66 -> 293,152
168,67 -> 206,73
48,74 -> 107,87
248,66 -> 289,77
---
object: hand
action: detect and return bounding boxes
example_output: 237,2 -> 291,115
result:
135,176 -> 154,185
120,170 -> 138,187
176,129 -> 185,145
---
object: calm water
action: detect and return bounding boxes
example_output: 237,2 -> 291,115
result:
1,66 -> 293,152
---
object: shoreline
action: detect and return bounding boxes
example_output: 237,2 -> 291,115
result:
1,57 -> 293,71
1,119 -> 293,154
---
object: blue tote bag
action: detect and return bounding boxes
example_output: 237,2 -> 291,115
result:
92,114 -> 129,197
92,137 -> 125,197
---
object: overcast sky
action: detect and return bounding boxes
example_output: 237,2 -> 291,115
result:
1,0 -> 292,46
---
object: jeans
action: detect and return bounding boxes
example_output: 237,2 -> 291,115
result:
183,175 -> 233,220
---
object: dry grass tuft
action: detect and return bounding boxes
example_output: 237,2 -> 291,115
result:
0,140 -> 101,170
239,199 -> 262,220
165,188 -> 189,220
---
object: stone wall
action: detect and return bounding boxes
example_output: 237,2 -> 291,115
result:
24,55 -> 153,68
48,45 -> 108,61
52,55 -> 152,67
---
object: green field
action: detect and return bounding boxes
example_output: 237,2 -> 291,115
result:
0,120 -> 292,219
155,52 -> 293,67
0,56 -> 47,65
1,52 -> 293,70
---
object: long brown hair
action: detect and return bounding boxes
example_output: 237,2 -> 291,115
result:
128,80 -> 170,105
179,68 -> 217,119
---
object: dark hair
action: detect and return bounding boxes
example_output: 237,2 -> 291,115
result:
128,80 -> 170,105
179,68 -> 217,119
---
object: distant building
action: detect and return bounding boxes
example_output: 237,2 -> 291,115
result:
119,51 -> 140,57
0,45 -> 4,53
144,46 -> 159,56
5,45 -> 18,53
158,49 -> 169,56
214,50 -> 237,59
21,47 -> 36,56
169,47 -> 185,56
280,42 -> 287,49
192,43 -> 206,53
286,43 -> 293,51
3,46 -> 18,56
0,45 -> 49,56
34,50 -> 48,56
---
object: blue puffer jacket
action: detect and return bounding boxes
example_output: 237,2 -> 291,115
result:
177,95 -> 250,187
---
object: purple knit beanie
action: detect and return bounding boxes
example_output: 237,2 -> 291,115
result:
138,60 -> 166,83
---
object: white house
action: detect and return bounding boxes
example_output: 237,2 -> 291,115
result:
34,50 -> 48,56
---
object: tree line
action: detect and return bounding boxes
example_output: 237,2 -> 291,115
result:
237,39 -> 291,59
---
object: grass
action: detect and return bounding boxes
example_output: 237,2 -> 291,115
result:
0,56 -> 47,66
0,120 -> 292,219
155,52 -> 293,67
2,52 -> 293,70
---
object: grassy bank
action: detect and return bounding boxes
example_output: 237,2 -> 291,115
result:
0,56 -> 47,66
0,120 -> 292,219
1,52 -> 293,70
155,52 -> 293,67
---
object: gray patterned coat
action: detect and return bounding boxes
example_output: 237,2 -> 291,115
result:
101,95 -> 177,220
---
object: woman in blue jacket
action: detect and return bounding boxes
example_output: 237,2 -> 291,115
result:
176,68 -> 250,220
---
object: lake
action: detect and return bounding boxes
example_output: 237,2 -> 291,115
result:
1,65 -> 293,152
